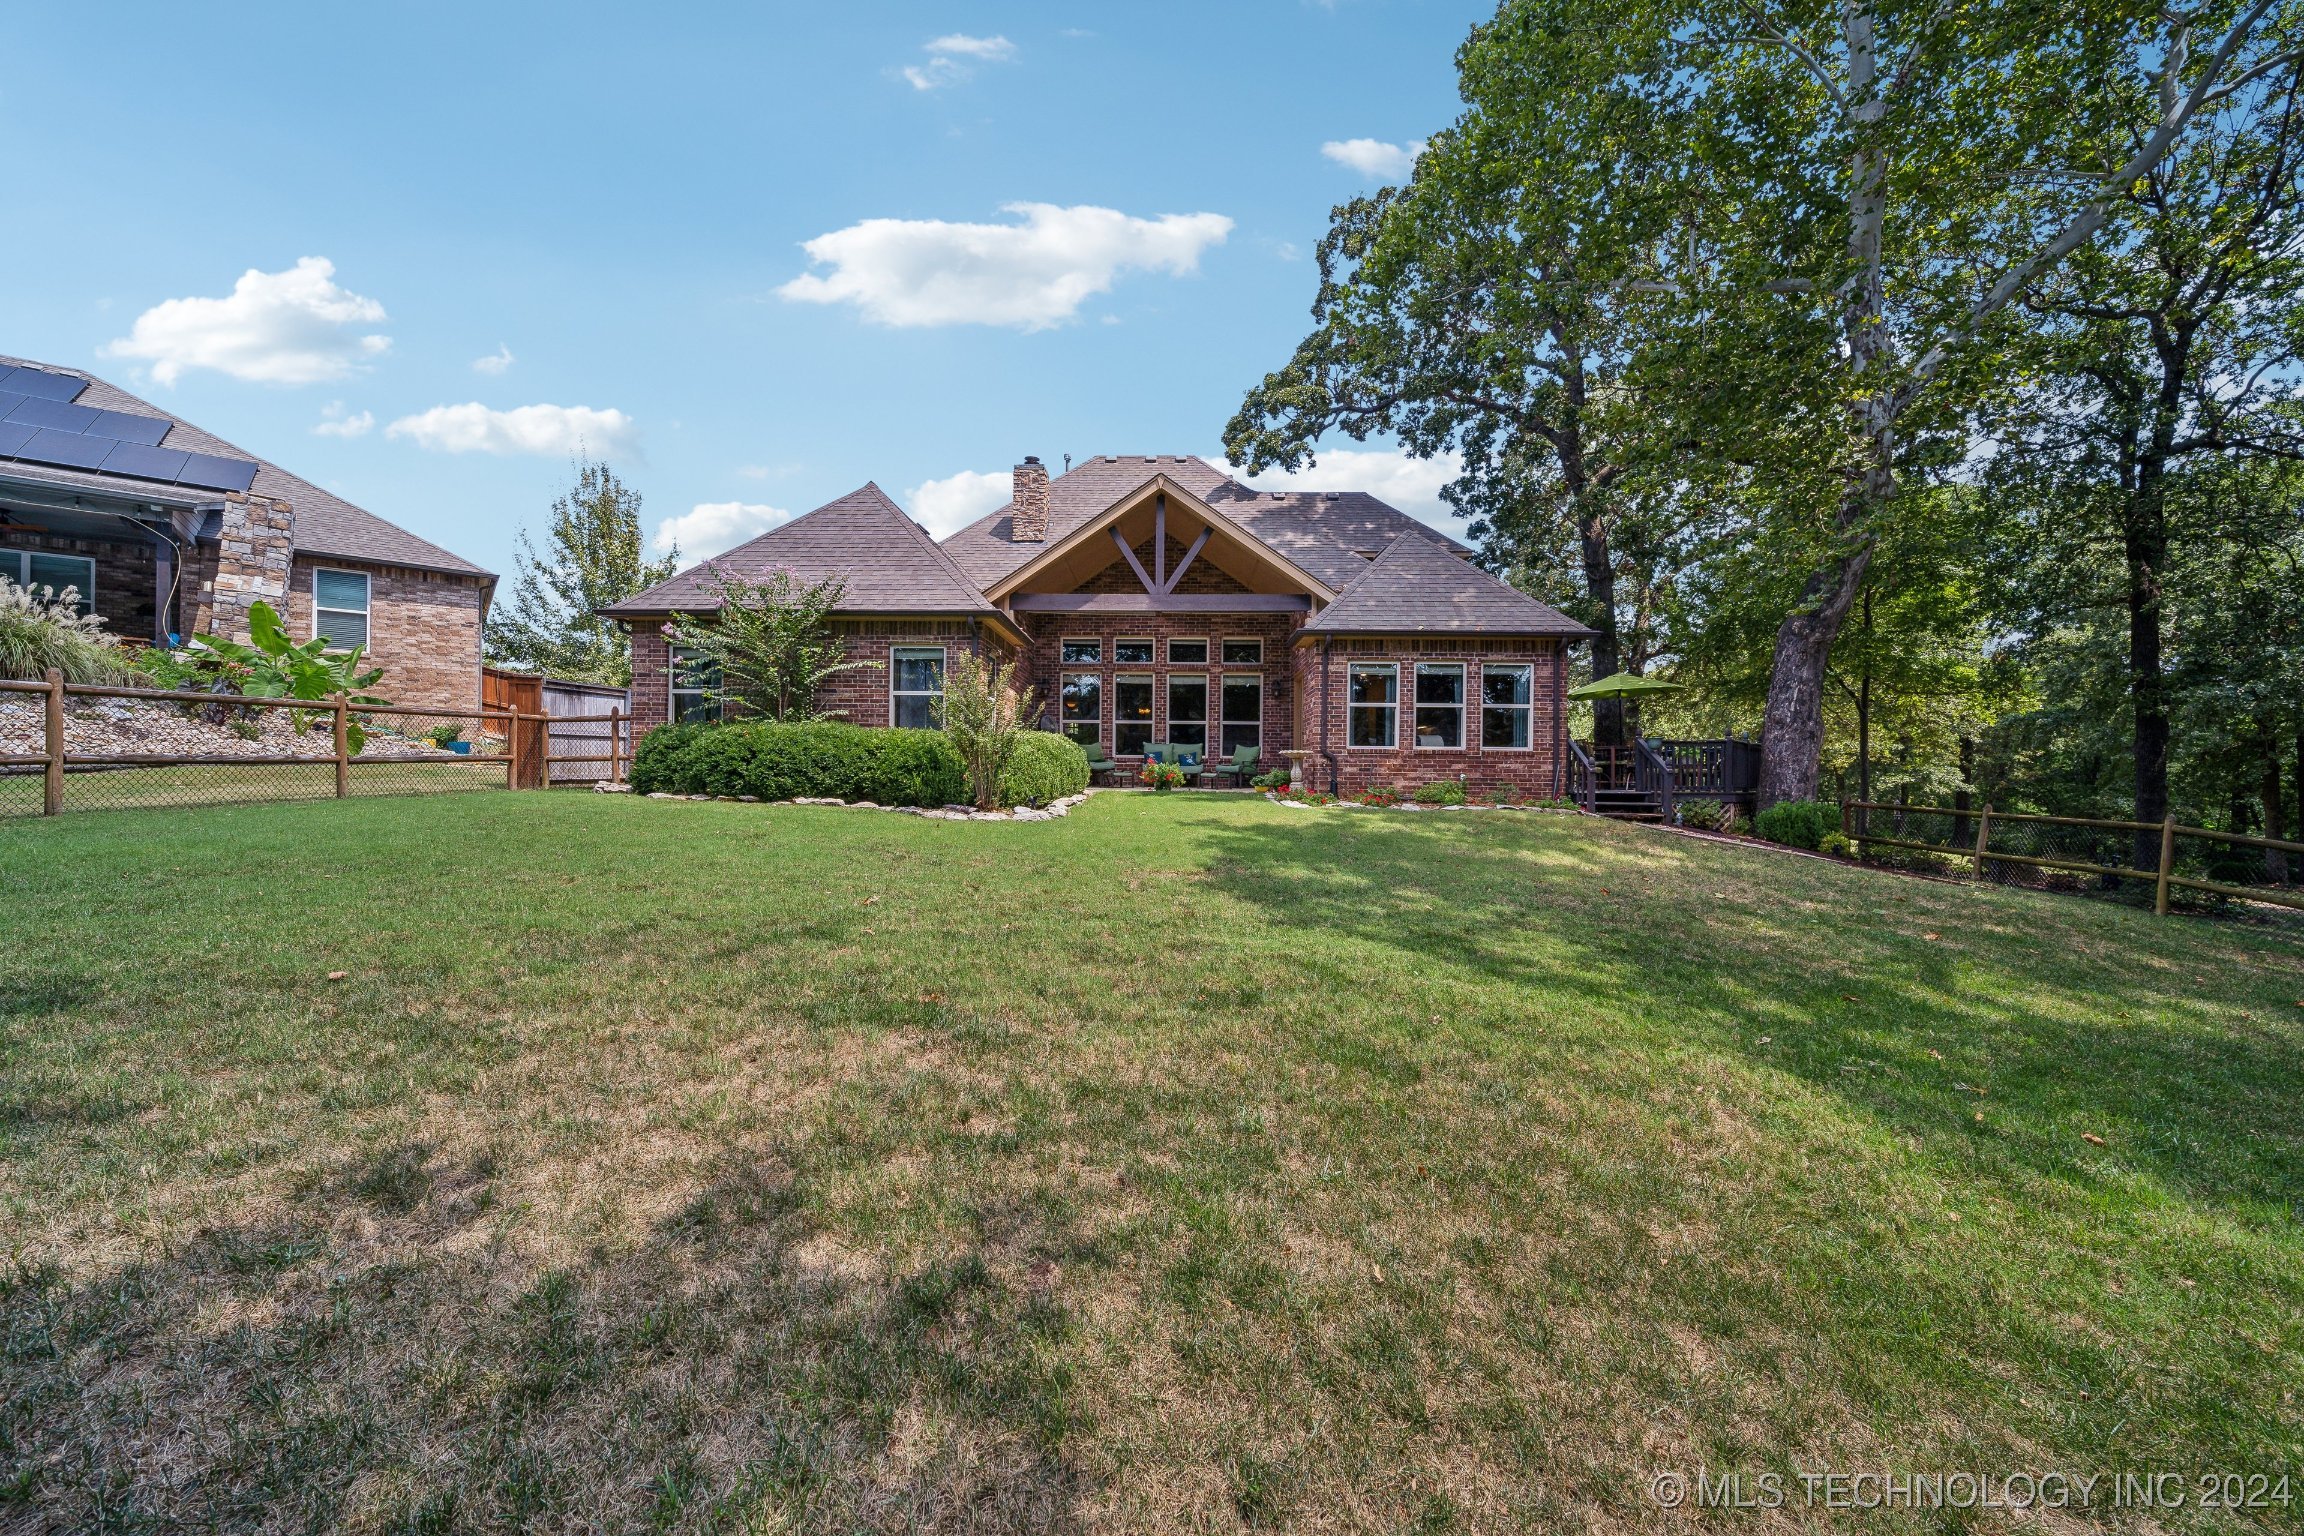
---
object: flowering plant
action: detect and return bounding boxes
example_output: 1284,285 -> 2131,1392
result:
1139,758 -> 1187,791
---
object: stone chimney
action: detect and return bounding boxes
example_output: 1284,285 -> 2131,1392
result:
207,492 -> 296,641
1011,456 -> 1049,542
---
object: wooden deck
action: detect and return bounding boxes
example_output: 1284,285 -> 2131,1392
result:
1568,737 -> 1762,820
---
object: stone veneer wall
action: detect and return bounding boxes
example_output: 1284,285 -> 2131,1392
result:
283,555 -> 486,714
205,494 -> 295,642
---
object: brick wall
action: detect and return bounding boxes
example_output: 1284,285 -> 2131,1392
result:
1,527 -> 159,642
627,616 -> 998,733
284,555 -> 486,714
1299,635 -> 1569,799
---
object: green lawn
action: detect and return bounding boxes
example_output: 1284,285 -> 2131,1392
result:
3,793 -> 2298,1533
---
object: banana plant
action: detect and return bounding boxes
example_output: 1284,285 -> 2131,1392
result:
189,601 -> 391,753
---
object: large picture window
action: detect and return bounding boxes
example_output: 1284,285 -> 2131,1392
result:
1483,663 -> 1533,749
1,550 -> 96,615
314,568 -> 372,651
1220,674 -> 1261,757
1115,674 -> 1154,756
890,645 -> 945,729
1414,663 -> 1465,749
671,645 -> 721,723
1061,671 -> 1102,749
1348,663 -> 1397,748
1167,674 -> 1208,751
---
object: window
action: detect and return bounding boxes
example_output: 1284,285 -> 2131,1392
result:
3,549 -> 96,614
1483,663 -> 1533,749
1114,637 -> 1154,665
1167,674 -> 1208,751
1061,671 -> 1102,749
314,568 -> 371,651
1221,637 -> 1262,665
1167,637 -> 1208,665
1115,675 -> 1154,755
670,646 -> 721,723
1220,674 -> 1261,757
890,645 -> 946,729
1414,663 -> 1466,749
1061,637 -> 1101,664
1347,663 -> 1397,748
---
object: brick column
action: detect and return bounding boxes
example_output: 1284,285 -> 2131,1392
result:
209,493 -> 295,641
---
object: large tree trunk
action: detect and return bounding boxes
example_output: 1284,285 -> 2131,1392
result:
2123,342 -> 2184,871
1756,529 -> 1878,806
1579,510 -> 1627,748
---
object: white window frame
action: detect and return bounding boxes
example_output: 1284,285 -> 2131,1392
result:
1166,636 -> 1209,665
1060,669 -> 1103,750
1482,663 -> 1535,751
1220,672 -> 1262,757
1060,635 -> 1102,665
3,548 -> 97,613
1114,636 -> 1155,665
889,644 -> 947,730
1413,662 -> 1467,751
1221,636 -> 1263,666
313,566 -> 372,652
1114,673 -> 1155,756
1347,662 -> 1398,750
670,644 -> 721,724
1166,672 -> 1209,752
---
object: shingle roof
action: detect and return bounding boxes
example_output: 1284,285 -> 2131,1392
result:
1301,528 -> 1592,636
602,483 -> 1007,619
0,354 -> 490,578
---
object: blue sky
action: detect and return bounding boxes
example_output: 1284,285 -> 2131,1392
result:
4,1 -> 1492,578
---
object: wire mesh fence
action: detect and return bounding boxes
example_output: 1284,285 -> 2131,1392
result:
1847,800 -> 2304,920
0,675 -> 539,819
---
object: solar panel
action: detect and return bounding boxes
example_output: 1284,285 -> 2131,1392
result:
19,428 -> 117,471
174,451 -> 259,493
89,410 -> 171,446
2,367 -> 89,403
4,395 -> 103,434
0,421 -> 37,459
98,440 -> 192,483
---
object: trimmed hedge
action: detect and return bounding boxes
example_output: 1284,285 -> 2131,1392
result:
630,721 -> 966,807
1754,798 -> 1838,851
997,731 -> 1090,806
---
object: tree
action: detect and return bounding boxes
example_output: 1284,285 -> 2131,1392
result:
937,651 -> 1042,810
668,566 -> 877,722
486,458 -> 677,684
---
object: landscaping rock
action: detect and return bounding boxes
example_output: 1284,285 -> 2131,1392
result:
0,693 -> 478,763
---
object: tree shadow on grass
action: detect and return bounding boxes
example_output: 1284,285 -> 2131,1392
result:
1195,810 -> 2304,1231
1,1139 -> 1087,1535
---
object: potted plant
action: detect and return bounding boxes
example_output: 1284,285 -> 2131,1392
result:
1140,758 -> 1186,792
427,723 -> 469,755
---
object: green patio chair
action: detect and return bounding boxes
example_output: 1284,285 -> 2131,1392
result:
1206,743 -> 1262,788
1081,743 -> 1118,785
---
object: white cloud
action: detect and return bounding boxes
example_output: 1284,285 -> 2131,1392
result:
312,403 -> 374,438
653,501 -> 794,559
779,203 -> 1233,330
471,344 -> 515,375
1320,138 -> 1426,179
1221,447 -> 1470,539
385,402 -> 638,457
102,257 -> 389,386
902,33 -> 1015,89
903,469 -> 1012,537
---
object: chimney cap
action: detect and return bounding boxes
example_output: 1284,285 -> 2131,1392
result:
1022,454 -> 1041,466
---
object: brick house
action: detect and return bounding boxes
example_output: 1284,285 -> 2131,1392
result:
605,455 -> 1591,797
0,353 -> 494,713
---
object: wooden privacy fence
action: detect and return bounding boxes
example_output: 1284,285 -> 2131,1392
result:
1844,799 -> 2304,917
1,669 -> 631,817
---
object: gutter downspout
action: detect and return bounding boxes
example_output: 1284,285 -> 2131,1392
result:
1320,636 -> 1339,795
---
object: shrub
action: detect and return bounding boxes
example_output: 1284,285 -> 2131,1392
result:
1754,798 -> 1839,851
1251,768 -> 1291,791
0,578 -> 142,685
1818,830 -> 1855,858
629,720 -> 966,806
940,652 -> 1042,809
997,730 -> 1089,806
1358,785 -> 1406,807
1412,780 -> 1467,805
1677,798 -> 1731,832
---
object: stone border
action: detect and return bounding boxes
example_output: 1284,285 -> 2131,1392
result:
607,782 -> 1093,823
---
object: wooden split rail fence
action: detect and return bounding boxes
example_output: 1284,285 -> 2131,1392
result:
2,669 -> 632,817
1844,799 -> 2304,917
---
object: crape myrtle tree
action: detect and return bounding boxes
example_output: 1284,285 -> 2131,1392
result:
486,457 -> 679,685
1223,0 -> 1698,749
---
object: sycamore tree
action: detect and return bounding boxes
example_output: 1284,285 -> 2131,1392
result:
486,458 -> 678,684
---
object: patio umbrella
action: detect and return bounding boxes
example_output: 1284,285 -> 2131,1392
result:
1566,672 -> 1687,700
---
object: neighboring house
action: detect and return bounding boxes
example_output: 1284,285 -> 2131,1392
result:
0,353 -> 494,713
605,455 -> 1590,796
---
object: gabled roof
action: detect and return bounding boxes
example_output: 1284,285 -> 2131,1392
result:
1301,528 -> 1592,637
602,483 -> 1014,631
0,353 -> 490,578
980,472 -> 1341,604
